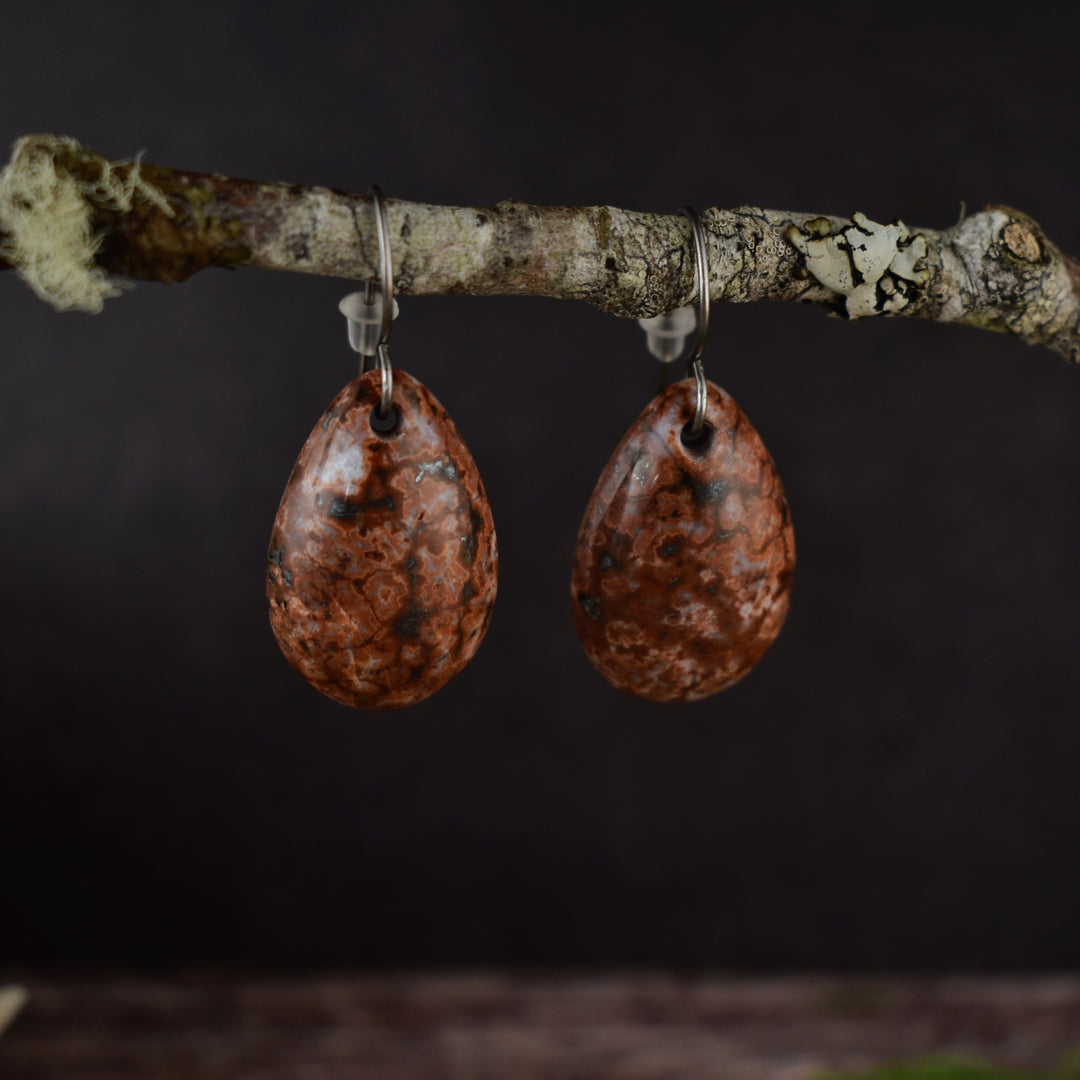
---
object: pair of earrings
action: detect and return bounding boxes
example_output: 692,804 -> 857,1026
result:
266,194 -> 795,709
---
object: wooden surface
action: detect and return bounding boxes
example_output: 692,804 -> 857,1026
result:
2,974 -> 1080,1078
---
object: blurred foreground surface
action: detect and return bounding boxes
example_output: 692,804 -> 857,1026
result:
2,974 -> 1079,1079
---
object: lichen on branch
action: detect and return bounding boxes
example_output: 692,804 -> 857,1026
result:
2,133 -> 1079,362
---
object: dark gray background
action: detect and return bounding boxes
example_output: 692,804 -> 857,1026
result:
3,2 -> 1079,968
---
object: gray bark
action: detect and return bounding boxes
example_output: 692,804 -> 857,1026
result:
3,134 -> 1078,361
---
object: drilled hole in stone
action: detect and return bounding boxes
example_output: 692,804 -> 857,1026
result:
680,421 -> 713,453
370,405 -> 401,436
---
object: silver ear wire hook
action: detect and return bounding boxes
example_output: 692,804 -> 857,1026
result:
370,185 -> 394,417
681,205 -> 710,440
338,186 -> 399,419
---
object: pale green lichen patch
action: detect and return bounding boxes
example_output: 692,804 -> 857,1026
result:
0,134 -> 171,312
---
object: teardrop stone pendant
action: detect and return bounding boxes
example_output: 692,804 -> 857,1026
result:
571,377 -> 795,703
267,369 -> 497,710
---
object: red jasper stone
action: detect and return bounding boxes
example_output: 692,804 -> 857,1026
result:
571,377 -> 794,703
267,369 -> 497,710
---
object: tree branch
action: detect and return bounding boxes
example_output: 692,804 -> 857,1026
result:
3,134 -> 1079,362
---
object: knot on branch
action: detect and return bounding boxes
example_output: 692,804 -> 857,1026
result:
1002,218 -> 1045,265
940,206 -> 1080,360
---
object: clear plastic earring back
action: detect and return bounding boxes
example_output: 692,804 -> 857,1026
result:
339,285 -> 400,359
637,306 -> 696,363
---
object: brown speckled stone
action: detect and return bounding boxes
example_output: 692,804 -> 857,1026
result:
571,378 -> 794,703
267,370 -> 497,710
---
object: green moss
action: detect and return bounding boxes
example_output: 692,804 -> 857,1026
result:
134,161 -> 217,216
595,205 -> 612,251
819,1058 -> 1075,1080
1054,1049 -> 1080,1080
819,983 -> 891,1017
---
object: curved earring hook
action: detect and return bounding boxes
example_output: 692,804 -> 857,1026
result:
681,205 -> 710,440
370,184 -> 394,417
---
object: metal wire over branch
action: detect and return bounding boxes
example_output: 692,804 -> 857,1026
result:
2,134 -> 1079,362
